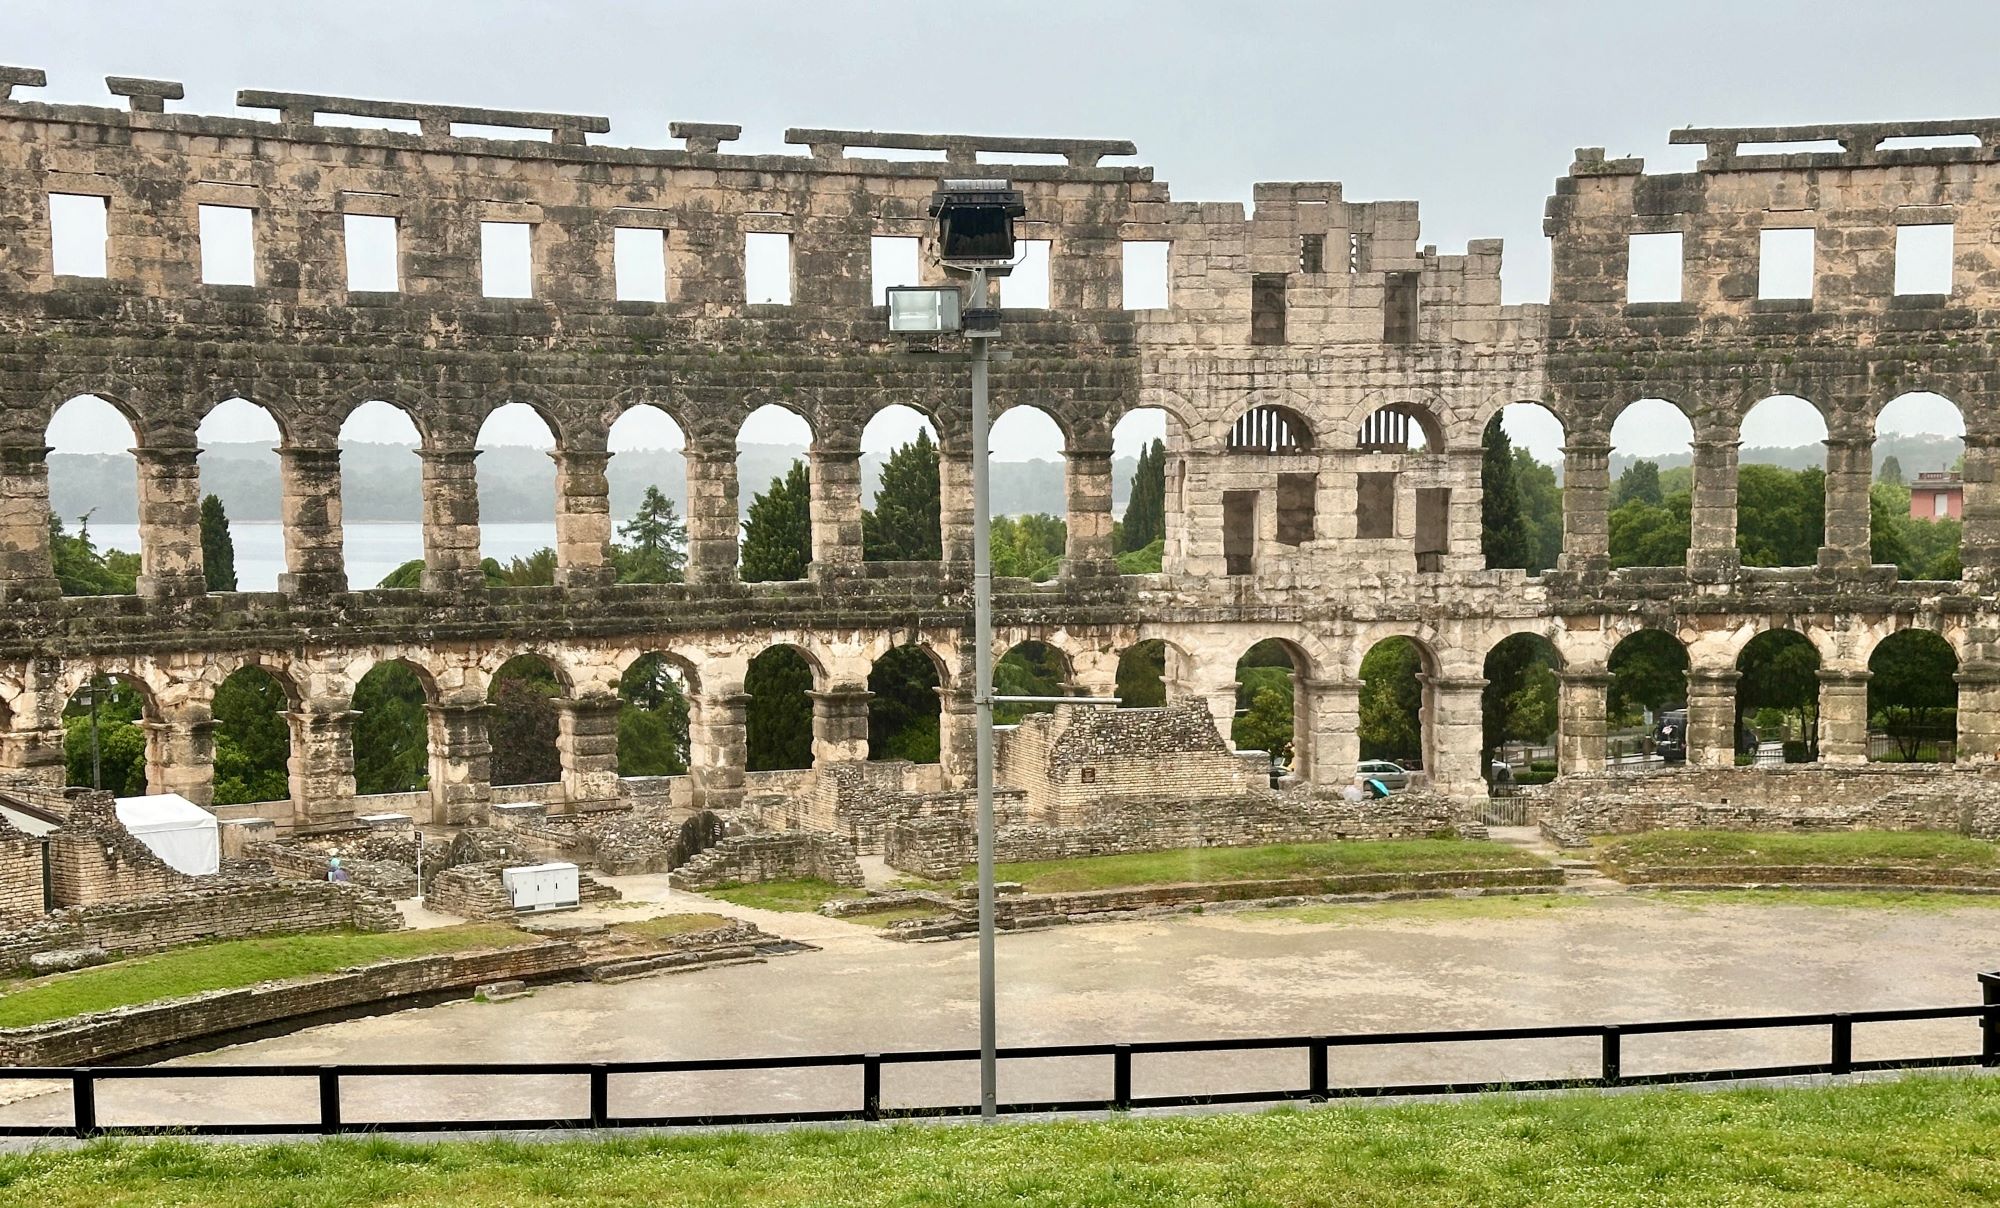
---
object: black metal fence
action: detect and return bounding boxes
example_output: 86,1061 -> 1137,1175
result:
5,982 -> 1999,1139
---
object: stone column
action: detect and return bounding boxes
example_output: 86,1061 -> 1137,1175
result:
1816,433 -> 1874,574
684,449 -> 740,586
1954,657 -> 2000,763
426,701 -> 492,825
1559,438 -> 1611,573
288,705 -> 358,824
810,684 -> 873,765
688,689 -> 748,810
940,448 -> 975,567
133,445 -> 207,598
1063,447 -> 1117,579
143,714 -> 214,807
1685,668 -> 1741,766
419,446 -> 485,593
555,692 -> 622,803
552,450 -> 613,588
936,684 -> 976,789
0,444 -> 60,600
1556,669 -> 1611,773
1817,668 -> 1870,764
1444,447 -> 1486,575
809,443 -> 864,578
1422,672 -> 1488,798
1686,435 -> 1741,582
1296,675 -> 1360,787
1961,433 -> 2000,582
278,445 -> 347,596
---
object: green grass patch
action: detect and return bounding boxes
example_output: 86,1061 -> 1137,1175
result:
610,912 -> 736,940
0,925 -> 531,1029
702,879 -> 866,912
844,904 -> 954,929
990,839 -> 1547,894
6,1075 -> 2000,1205
1647,888 -> 2000,912
1254,892 -> 1599,926
1597,830 -> 2000,875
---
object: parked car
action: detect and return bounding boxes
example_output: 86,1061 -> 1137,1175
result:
1356,760 -> 1411,792
1653,709 -> 1688,763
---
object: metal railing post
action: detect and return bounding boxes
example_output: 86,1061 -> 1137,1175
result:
589,1064 -> 609,1128
1981,972 -> 2000,1068
71,1071 -> 96,1139
1308,1039 -> 1329,1102
1600,1026 -> 1622,1086
1112,1045 -> 1133,1111
1830,1014 -> 1853,1076
317,1067 -> 342,1134
862,1054 -> 882,1122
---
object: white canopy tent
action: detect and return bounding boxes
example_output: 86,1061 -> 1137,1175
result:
114,793 -> 219,876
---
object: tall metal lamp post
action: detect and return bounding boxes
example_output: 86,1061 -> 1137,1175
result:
887,178 -> 1024,1123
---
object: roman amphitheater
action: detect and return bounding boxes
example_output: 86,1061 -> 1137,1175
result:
0,66 -> 1995,838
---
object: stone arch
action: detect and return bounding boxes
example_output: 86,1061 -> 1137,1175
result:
995,638 -> 1074,723
195,397 -> 288,592
60,670 -> 161,795
487,652 -> 568,787
738,403 -> 816,583
1735,628 -> 1822,763
607,401 -> 689,580
1113,406 -> 1178,571
1358,632 -> 1440,778
868,642 -> 944,763
1482,402 -> 1566,575
1481,630 -> 1563,776
1866,628 -> 1959,764
1356,402 -> 1442,453
745,642 -> 822,772
338,400 -> 427,588
616,650 -> 696,777
210,663 -> 296,806
1605,397 -> 1696,569
1228,403 -> 1315,453
1735,394 -> 1828,569
1606,628 -> 1689,760
860,403 -> 942,563
351,657 -> 438,797
1234,637 -> 1312,770
475,402 -> 559,572
1113,638 -> 1169,709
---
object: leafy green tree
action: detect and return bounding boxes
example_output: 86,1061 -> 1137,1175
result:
1878,455 -> 1904,486
862,432 -> 942,562
1736,464 -> 1824,567
63,678 -> 147,793
994,642 -> 1065,724
1115,640 -> 1166,709
1607,630 -> 1688,726
1513,449 -> 1564,574
199,494 -> 236,593
353,662 -> 430,794
1612,460 -> 1664,509
1481,416 -> 1530,570
745,646 -> 814,770
1608,491 -> 1691,568
617,654 -> 690,776
1118,438 -> 1166,554
491,548 -> 557,586
741,461 -> 812,582
990,514 -> 1066,581
1115,538 -> 1163,574
51,514 -> 138,596
1868,631 -> 1958,761
1359,639 -> 1424,765
1233,688 -> 1294,762
211,667 -> 292,805
1482,635 -> 1558,766
1737,631 -> 1820,759
488,656 -> 562,786
377,559 -> 426,589
867,645 -> 941,763
615,486 -> 687,583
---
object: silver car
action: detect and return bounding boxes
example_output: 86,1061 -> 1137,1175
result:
1357,760 -> 1411,791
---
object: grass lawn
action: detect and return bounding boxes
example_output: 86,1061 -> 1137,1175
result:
843,904 -> 955,929
610,913 -> 736,940
991,839 -> 1547,894
701,879 -> 866,912
1254,892 -> 1598,926
1649,888 -> 2000,912
5,1075 -> 1999,1205
1597,830 -> 2000,876
0,925 -> 532,1030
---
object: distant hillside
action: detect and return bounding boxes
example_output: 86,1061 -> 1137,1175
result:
47,442 -> 1137,526
1609,433 -> 1962,482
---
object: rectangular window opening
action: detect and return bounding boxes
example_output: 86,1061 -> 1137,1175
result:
1878,134 -> 1982,151
452,123 -> 551,142
1383,271 -> 1419,343
1276,473 -> 1316,546
1894,223 -> 1953,296
999,239 -> 1051,309
1298,233 -> 1325,275
1757,227 -> 1815,300
343,213 -> 399,293
1250,272 -> 1288,345
744,231 -> 793,305
314,113 -> 423,135
1223,490 -> 1259,576
1348,232 -> 1366,274
1626,231 -> 1683,303
1415,487 -> 1451,572
1356,472 -> 1397,539
614,226 -> 669,302
198,203 -> 256,286
869,235 -> 921,305
48,193 -> 108,278
480,220 -> 535,298
1121,240 -> 1170,310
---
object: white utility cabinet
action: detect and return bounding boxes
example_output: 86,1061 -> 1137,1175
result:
502,862 -> 580,913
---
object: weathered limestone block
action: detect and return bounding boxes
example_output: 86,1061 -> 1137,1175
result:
133,446 -> 206,599
278,445 -> 347,595
555,692 -> 622,803
552,449 -> 613,588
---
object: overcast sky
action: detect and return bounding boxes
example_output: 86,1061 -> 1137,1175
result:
16,1 -> 1993,461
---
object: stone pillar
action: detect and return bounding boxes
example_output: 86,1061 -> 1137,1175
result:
1818,433 -> 1873,574
0,444 -> 60,600
1817,668 -> 1870,764
1445,448 -> 1486,575
1422,672 -> 1488,799
419,446 -> 485,593
810,684 -> 873,765
552,449 -> 613,588
1961,433 -> 2000,582
143,714 -> 215,807
1685,668 -> 1740,767
1686,435 -> 1741,582
1063,447 -> 1117,578
1559,438 -> 1611,573
1556,668 -> 1611,773
133,445 -> 206,598
1955,657 -> 2000,763
940,448 -> 975,567
426,701 -> 492,825
688,689 -> 748,810
555,692 -> 622,803
278,445 -> 347,596
809,444 -> 864,578
937,684 -> 976,789
684,449 -> 740,586
288,705 -> 358,824
1296,675 -> 1360,787
0,718 -> 66,786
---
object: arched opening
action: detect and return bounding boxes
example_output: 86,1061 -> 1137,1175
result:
62,673 -> 154,793
338,400 -> 424,589
195,398 -> 284,592
1482,404 -> 1565,574
1868,630 -> 1958,763
989,406 -> 1067,582
487,654 -> 564,786
868,644 -> 942,763
1234,639 -> 1301,769
738,404 -> 814,583
745,646 -> 816,770
1736,631 -> 1821,763
1736,395 -> 1827,568
860,404 -> 941,563
46,395 -> 141,596
1482,633 -> 1561,781
1608,398 -> 1695,569
211,665 -> 294,806
1230,404 -> 1315,454
1874,392 -> 1965,580
1607,630 -> 1689,764
475,403 -> 559,583
352,660 -> 433,795
618,653 -> 692,776
1114,639 -> 1167,709
1113,407 -> 1173,573
995,640 -> 1070,724
1360,637 -> 1430,776
607,406 -> 688,584
1355,403 -> 1438,453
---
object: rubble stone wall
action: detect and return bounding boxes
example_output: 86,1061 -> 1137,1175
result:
669,832 -> 865,890
1543,765 -> 2000,845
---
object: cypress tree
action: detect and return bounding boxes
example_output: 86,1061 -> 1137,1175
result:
740,461 -> 812,582
1117,438 -> 1166,553
861,430 -> 943,561
1480,417 -> 1530,570
200,493 -> 237,592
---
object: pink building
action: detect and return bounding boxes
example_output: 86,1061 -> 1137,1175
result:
1911,471 -> 1963,522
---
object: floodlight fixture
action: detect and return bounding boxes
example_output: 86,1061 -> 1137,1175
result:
885,285 -> 963,334
929,178 -> 1025,272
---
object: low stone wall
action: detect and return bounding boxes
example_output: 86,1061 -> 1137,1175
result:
0,818 -> 40,922
1616,864 -> 2000,888
47,792 -> 190,906
245,841 -> 421,898
991,866 -> 1565,925
489,807 -> 718,876
669,832 -> 865,890
1542,765 -> 2000,847
0,939 -> 581,1065
0,879 -> 403,975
